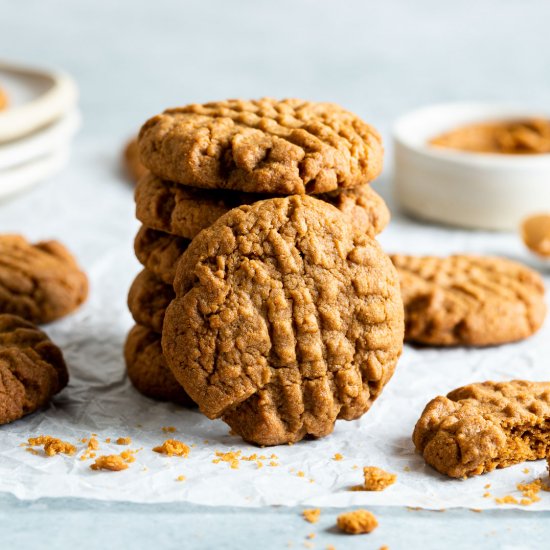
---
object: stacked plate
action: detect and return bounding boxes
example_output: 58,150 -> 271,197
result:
0,62 -> 80,200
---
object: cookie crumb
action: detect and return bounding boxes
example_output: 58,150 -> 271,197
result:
90,454 -> 128,471
306,533 -> 315,540
116,437 -> 132,445
302,509 -> 320,524
353,466 -> 396,492
495,495 -> 519,505
27,436 -> 76,456
403,466 -> 411,472
176,475 -> 186,482
336,509 -> 378,534
162,426 -> 176,433
153,439 -> 189,457
105,438 -> 111,443
484,483 -> 491,489
333,453 -> 343,461
297,471 -> 305,478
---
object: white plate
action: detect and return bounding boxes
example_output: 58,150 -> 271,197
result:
0,61 -> 78,143
393,102 -> 550,231
0,109 -> 80,170
0,146 -> 70,200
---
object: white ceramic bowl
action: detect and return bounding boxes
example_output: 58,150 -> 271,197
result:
393,103 -> 550,230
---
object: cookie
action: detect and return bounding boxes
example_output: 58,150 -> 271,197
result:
135,173 -> 390,240
138,98 -> 383,195
0,235 -> 88,324
162,195 -> 404,446
0,314 -> 68,425
127,269 -> 174,333
390,254 -> 546,346
521,213 -> 550,258
124,324 -> 193,406
413,380 -> 550,478
0,87 -> 7,111
134,226 -> 190,285
123,137 -> 148,184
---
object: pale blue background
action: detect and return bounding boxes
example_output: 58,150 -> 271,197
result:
1,1 -> 550,548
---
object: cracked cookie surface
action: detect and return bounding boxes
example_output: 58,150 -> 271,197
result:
134,227 -> 190,285
138,98 -> 383,195
162,195 -> 403,446
135,173 -> 389,239
413,380 -> 550,478
124,324 -> 194,407
0,235 -> 88,324
128,269 -> 174,333
391,254 -> 546,346
0,314 -> 68,425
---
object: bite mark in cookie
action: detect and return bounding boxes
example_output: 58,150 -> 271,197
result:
413,380 -> 550,478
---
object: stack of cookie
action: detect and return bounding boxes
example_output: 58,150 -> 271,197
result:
126,98 -> 403,444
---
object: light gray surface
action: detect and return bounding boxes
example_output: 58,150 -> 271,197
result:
2,0 -> 550,548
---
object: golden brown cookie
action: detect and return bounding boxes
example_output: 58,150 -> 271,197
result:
0,314 -> 68,425
134,227 -> 190,285
138,98 -> 383,195
127,269 -> 174,333
123,137 -> 148,184
124,324 -> 193,406
0,235 -> 88,324
521,213 -> 550,258
162,195 -> 404,446
135,173 -> 390,240
391,254 -> 546,346
413,380 -> 550,478
0,87 -> 8,111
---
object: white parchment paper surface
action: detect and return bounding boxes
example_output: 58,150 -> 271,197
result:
0,139 -> 549,510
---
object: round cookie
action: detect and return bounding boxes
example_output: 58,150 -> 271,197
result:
135,173 -> 390,240
134,226 -> 191,285
162,195 -> 404,446
391,254 -> 546,346
124,324 -> 194,406
123,137 -> 148,184
0,235 -> 88,324
138,98 -> 383,195
0,314 -> 68,425
128,269 -> 174,333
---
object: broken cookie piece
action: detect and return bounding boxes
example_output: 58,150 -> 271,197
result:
354,466 -> 396,491
413,380 -> 550,478
0,314 -> 68,425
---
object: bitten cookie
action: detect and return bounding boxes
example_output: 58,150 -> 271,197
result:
162,195 -> 404,446
0,314 -> 68,425
127,269 -> 174,333
135,173 -> 390,240
391,254 -> 546,346
134,226 -> 191,285
138,98 -> 383,195
123,137 -> 148,184
124,324 -> 194,406
0,235 -> 88,324
413,380 -> 550,478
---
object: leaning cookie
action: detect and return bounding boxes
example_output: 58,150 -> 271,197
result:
123,137 -> 148,184
127,269 -> 174,333
134,227 -> 190,285
135,173 -> 390,240
162,196 -> 403,446
391,254 -> 546,346
138,98 -> 383,195
0,314 -> 68,425
0,235 -> 88,324
124,324 -> 194,407
413,380 -> 550,478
